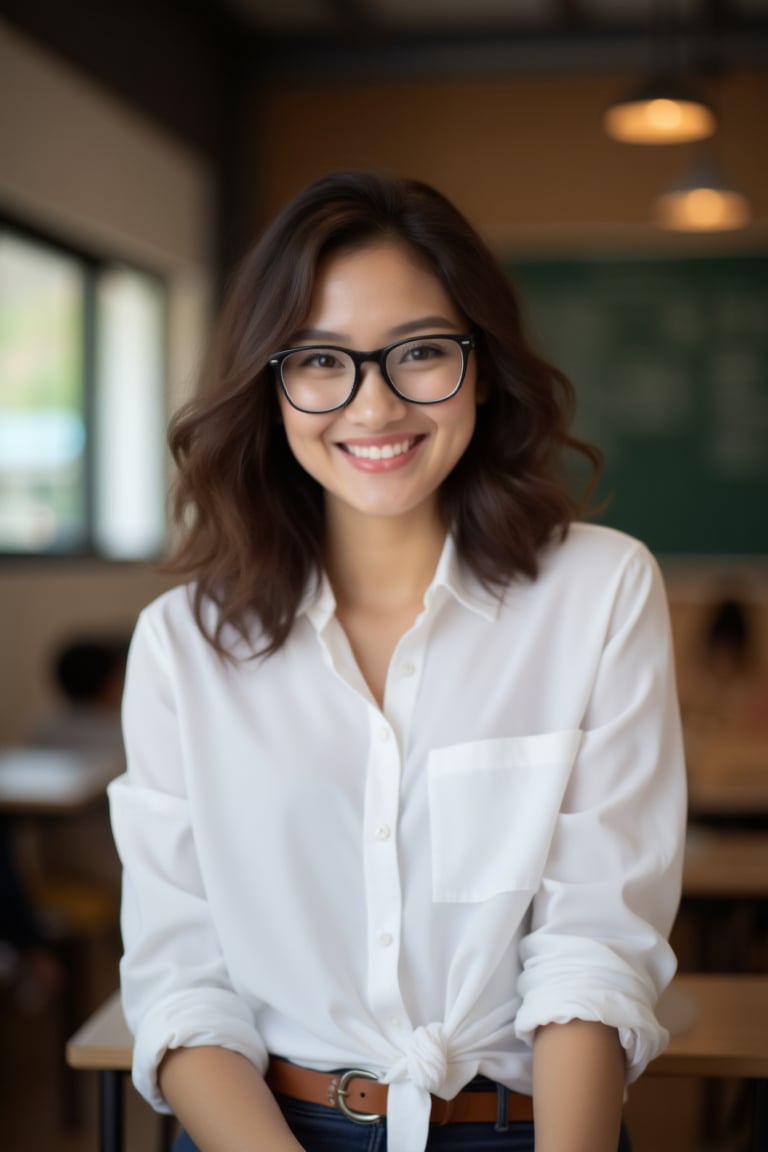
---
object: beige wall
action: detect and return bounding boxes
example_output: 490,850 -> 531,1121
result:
0,22 -> 213,741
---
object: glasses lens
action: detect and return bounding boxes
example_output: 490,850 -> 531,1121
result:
385,337 -> 464,402
279,348 -> 356,412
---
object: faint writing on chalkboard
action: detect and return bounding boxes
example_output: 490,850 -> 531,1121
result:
710,350 -> 767,477
507,254 -> 768,556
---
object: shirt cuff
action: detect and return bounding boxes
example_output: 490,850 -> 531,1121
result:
513,980 -> 669,1082
130,988 -> 270,1111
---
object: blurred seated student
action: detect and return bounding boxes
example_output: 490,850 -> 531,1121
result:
33,635 -> 129,756
29,635 -> 129,894
680,596 -> 768,733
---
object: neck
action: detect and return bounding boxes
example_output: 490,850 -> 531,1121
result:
324,502 -> 446,615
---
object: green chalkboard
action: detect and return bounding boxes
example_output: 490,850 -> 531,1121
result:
508,254 -> 768,557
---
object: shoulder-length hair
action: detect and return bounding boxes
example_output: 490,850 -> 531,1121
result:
166,169 -> 600,657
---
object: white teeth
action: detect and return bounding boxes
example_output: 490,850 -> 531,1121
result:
346,438 -> 415,460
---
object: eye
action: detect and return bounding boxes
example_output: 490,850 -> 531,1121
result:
297,349 -> 344,371
396,339 -> 450,365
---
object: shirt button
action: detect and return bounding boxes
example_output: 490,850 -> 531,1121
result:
400,661 -> 416,678
378,726 -> 390,742
375,824 -> 391,841
378,931 -> 393,948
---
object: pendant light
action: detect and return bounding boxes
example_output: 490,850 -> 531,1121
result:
603,74 -> 716,145
654,150 -> 751,231
603,2 -> 717,144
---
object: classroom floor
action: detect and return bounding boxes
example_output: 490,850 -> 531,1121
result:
0,918 -> 755,1152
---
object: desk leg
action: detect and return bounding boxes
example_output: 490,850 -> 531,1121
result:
99,1069 -> 124,1152
753,1079 -> 766,1152
160,1112 -> 176,1152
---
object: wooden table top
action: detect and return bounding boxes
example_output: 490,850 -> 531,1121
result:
683,825 -> 768,897
67,974 -> 768,1079
0,746 -> 122,815
652,974 -> 768,1078
67,990 -> 131,1071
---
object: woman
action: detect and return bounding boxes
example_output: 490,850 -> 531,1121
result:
109,170 -> 686,1152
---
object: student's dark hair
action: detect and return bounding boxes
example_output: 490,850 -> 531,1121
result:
54,638 -> 129,702
704,596 -> 753,665
166,169 -> 601,657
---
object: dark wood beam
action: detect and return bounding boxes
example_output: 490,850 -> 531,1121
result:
250,17 -> 768,84
323,0 -> 378,28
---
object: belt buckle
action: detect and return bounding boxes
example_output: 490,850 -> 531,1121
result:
336,1068 -> 383,1124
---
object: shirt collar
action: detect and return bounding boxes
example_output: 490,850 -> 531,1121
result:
301,534 -> 500,634
300,571 -> 337,634
425,533 -> 501,622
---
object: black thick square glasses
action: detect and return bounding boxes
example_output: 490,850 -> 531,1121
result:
269,333 -> 475,414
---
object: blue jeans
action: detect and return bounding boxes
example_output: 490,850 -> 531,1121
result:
172,1094 -> 633,1152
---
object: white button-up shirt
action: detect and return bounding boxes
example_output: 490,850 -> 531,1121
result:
109,524 -> 686,1152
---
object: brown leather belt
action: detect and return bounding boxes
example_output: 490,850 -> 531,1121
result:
266,1057 -> 534,1126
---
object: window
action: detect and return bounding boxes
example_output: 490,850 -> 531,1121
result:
0,221 -> 167,559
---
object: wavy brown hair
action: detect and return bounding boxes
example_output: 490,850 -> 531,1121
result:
166,170 -> 601,657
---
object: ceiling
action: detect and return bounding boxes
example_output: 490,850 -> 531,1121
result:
222,0 -> 768,35
212,0 -> 768,81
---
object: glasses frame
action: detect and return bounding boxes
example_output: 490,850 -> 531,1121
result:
269,333 -> 475,414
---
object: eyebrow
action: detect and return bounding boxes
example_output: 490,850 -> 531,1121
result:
292,315 -> 461,345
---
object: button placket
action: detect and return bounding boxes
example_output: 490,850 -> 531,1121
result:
384,622 -> 428,753
364,620 -> 430,1033
363,708 -> 408,1029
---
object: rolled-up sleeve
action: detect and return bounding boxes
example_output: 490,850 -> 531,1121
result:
108,607 -> 268,1111
514,544 -> 687,1081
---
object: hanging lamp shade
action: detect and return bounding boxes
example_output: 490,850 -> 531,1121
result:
603,74 -> 717,144
654,154 -> 751,231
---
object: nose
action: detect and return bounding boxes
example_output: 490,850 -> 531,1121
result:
346,362 -> 408,425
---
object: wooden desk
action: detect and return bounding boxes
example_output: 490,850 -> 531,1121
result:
681,825 -> 768,970
1,747 -> 123,1127
0,747 -> 121,815
685,732 -> 768,817
66,991 -> 130,1073
69,975 -> 768,1152
653,975 -> 768,1151
67,993 -> 134,1152
653,975 -> 768,1078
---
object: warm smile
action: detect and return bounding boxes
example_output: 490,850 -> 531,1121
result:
337,435 -> 425,470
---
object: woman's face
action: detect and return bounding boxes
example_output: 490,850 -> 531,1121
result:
276,240 -> 481,529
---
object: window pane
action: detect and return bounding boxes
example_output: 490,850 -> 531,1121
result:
0,233 -> 86,552
94,268 -> 166,559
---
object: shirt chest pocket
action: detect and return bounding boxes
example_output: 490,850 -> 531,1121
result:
427,731 -> 582,903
